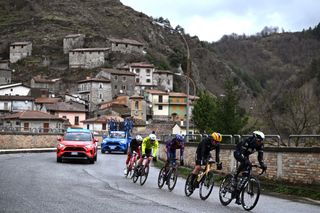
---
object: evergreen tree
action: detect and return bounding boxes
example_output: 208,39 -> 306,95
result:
215,79 -> 248,134
192,91 -> 217,133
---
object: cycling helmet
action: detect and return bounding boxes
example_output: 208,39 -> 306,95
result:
149,134 -> 156,141
175,134 -> 184,142
135,135 -> 143,141
253,131 -> 265,141
211,132 -> 222,142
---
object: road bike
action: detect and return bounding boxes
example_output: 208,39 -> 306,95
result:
157,159 -> 179,191
184,160 -> 216,200
132,155 -> 151,186
124,151 -> 138,178
219,164 -> 266,211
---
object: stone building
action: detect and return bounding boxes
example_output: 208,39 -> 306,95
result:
30,75 -> 62,94
129,95 -> 147,121
108,38 -> 144,54
153,69 -> 173,92
63,34 -> 85,54
0,59 -> 9,69
9,42 -> 32,63
69,48 -> 109,69
0,69 -> 11,85
77,77 -> 112,114
96,68 -> 136,97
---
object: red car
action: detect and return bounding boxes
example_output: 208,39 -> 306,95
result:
56,128 -> 98,164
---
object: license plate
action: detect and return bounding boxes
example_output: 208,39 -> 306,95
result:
71,152 -> 78,155
109,146 -> 116,150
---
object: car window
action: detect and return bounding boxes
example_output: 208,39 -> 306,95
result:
110,132 -> 126,139
64,133 -> 92,141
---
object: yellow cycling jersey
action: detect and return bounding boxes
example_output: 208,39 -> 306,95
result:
141,136 -> 159,157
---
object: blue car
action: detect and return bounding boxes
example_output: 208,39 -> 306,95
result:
101,131 -> 132,154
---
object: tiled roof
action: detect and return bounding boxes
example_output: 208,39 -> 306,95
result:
3,110 -> 64,120
10,42 -> 31,46
78,77 -> 110,83
99,68 -> 136,76
145,89 -> 168,95
0,83 -> 27,90
129,62 -> 154,68
32,76 -> 61,84
70,48 -> 109,52
169,92 -> 187,97
45,102 -> 86,112
34,97 -> 61,104
129,95 -> 143,99
154,70 -> 173,74
0,95 -> 34,101
82,115 -> 124,123
108,38 -> 144,46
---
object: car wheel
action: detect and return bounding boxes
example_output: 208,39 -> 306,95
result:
57,157 -> 62,163
94,154 -> 97,161
101,149 -> 105,154
89,158 -> 95,164
107,150 -> 111,154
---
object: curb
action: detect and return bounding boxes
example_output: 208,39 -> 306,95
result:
0,148 -> 56,154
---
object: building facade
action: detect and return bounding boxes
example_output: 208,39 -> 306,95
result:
0,83 -> 30,96
77,77 -> 112,113
63,34 -> 85,54
69,48 -> 109,69
10,42 -> 32,63
96,68 -> 136,97
0,69 -> 12,85
108,38 -> 144,54
129,63 -> 155,90
153,69 -> 173,92
145,89 -> 170,121
30,75 -> 61,93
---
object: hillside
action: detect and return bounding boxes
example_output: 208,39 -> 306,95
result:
1,0 -> 320,134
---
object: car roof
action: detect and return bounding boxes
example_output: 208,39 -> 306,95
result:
66,128 -> 92,134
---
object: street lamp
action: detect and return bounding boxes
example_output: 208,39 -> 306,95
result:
174,72 -> 196,141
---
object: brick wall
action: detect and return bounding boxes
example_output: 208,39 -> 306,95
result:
158,143 -> 320,184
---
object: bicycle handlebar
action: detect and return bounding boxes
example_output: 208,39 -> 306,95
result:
252,164 -> 266,175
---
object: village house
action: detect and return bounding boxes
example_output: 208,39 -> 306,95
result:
153,69 -> 173,92
0,110 -> 65,132
9,42 -> 32,63
0,83 -> 30,96
0,68 -> 12,85
108,38 -> 144,54
63,34 -> 85,54
96,68 -> 136,97
34,97 -> 62,112
82,115 -> 124,132
144,89 -> 170,121
77,77 -> 112,114
45,101 -> 86,128
129,94 -> 147,121
30,75 -> 62,94
69,48 -> 109,69
128,62 -> 156,93
0,95 -> 34,115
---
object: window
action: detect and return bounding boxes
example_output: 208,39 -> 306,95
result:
136,78 -> 140,83
135,69 -> 140,73
75,116 -> 79,125
146,69 -> 151,76
114,75 -> 118,80
158,95 -> 163,103
135,101 -> 139,110
62,116 -> 67,119
99,93 -> 103,99
122,85 -> 126,90
4,102 -> 8,110
158,105 -> 163,110
122,76 -> 126,81
146,79 -> 151,83
99,83 -> 103,89
114,85 -> 118,89
23,123 -> 29,131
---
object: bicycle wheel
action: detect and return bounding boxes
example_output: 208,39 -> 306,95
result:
167,168 -> 178,191
158,167 -> 166,189
184,174 -> 194,197
126,161 -> 136,179
199,172 -> 214,200
140,165 -> 149,185
219,174 -> 234,206
132,166 -> 139,183
241,176 -> 260,211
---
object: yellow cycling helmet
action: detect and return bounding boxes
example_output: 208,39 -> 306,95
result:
211,132 -> 222,142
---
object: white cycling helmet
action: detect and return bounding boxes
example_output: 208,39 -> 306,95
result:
149,134 -> 156,141
253,131 -> 265,140
135,135 -> 143,141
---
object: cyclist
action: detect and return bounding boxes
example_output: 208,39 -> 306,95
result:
233,130 -> 267,204
189,132 -> 223,187
124,135 -> 143,174
137,133 -> 158,168
165,134 -> 185,168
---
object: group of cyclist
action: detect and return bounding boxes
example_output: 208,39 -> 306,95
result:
124,130 -> 267,205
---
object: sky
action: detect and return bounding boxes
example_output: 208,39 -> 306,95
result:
120,0 -> 320,42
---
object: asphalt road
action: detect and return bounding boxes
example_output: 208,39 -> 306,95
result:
0,152 -> 319,213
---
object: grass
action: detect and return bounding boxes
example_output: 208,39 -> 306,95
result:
153,159 -> 320,202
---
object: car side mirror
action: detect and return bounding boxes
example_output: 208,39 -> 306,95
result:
94,138 -> 98,143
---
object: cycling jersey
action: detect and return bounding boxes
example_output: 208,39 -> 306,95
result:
196,136 -> 220,165
166,138 -> 185,163
141,136 -> 159,157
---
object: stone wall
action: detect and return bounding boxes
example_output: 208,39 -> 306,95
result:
158,142 -> 320,184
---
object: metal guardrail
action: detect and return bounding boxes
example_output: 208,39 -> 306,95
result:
288,135 -> 320,147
